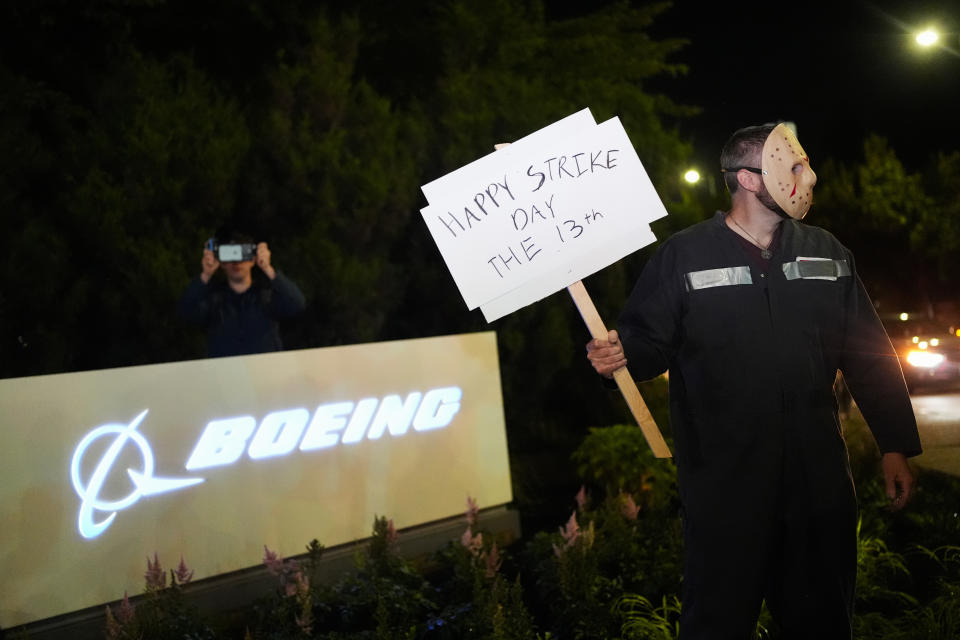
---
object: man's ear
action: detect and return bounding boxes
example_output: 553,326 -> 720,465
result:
736,169 -> 761,193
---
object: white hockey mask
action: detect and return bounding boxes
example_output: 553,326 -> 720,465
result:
761,123 -> 817,219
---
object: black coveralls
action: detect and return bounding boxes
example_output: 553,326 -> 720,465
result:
618,212 -> 921,639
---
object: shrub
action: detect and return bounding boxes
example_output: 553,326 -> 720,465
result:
104,554 -> 215,640
99,415 -> 960,640
571,424 -> 677,512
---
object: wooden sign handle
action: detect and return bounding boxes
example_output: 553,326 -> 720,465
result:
567,280 -> 672,458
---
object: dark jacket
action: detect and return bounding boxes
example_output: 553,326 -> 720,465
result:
179,272 -> 306,358
618,212 -> 921,517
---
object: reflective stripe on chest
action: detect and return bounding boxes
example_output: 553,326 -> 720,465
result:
782,258 -> 850,281
684,266 -> 753,291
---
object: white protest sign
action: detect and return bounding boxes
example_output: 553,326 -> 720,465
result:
420,109 -> 667,317
478,118 -> 663,321
420,109 -> 673,458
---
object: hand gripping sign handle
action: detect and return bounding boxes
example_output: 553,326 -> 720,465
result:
567,280 -> 672,458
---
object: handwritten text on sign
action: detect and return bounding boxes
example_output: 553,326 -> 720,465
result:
420,110 -> 667,318
436,150 -> 618,273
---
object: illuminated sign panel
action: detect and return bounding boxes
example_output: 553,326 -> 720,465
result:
0,333 -> 511,628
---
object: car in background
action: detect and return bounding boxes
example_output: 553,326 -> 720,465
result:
883,317 -> 960,392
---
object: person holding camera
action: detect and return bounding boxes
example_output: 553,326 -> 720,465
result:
179,234 -> 306,357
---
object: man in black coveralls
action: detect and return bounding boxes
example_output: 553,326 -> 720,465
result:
587,123 -> 922,639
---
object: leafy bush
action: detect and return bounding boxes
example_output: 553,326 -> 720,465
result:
521,480 -> 683,639
98,420 -> 960,640
571,423 -> 677,512
614,594 -> 680,640
104,554 -> 215,640
853,543 -> 960,639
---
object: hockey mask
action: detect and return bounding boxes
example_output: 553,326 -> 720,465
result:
761,123 -> 817,219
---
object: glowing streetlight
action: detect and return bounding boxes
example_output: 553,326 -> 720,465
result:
916,28 -> 939,47
899,312 -> 910,321
683,169 -> 701,184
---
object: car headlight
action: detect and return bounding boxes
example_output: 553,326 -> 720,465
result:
906,350 -> 946,368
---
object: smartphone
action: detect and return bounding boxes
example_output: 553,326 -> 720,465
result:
217,243 -> 257,262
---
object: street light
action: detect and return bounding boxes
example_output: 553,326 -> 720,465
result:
683,169 -> 700,184
916,28 -> 939,47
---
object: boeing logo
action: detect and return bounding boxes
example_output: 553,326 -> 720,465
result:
70,387 -> 462,539
70,410 -> 204,539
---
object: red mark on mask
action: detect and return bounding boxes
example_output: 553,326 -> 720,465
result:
789,184 -> 797,197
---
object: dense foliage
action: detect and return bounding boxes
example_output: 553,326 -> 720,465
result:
96,406 -> 960,640
813,138 -> 960,314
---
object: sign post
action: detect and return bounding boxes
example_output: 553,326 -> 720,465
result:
566,280 -> 670,457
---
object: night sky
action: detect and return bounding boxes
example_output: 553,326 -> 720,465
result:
637,0 -> 960,174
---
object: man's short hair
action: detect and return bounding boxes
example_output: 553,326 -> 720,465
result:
720,124 -> 776,194
216,225 -> 255,245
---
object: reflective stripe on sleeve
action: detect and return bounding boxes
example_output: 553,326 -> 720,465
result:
684,266 -> 753,291
782,259 -> 851,281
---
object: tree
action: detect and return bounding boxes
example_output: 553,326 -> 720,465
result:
813,134 -> 949,314
914,151 -> 960,278
0,48 -> 250,375
236,13 -> 428,349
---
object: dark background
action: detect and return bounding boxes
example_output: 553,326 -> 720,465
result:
644,0 -> 960,168
1,0 -> 958,519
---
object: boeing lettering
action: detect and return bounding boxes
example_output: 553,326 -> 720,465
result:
185,387 -> 462,470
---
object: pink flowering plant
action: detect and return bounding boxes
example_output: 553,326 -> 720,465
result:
316,516 -> 437,638
523,421 -> 685,639
104,553 -> 213,640
104,592 -> 135,640
417,495 -> 535,638
258,542 -> 317,636
144,552 -> 167,591
571,424 -> 677,512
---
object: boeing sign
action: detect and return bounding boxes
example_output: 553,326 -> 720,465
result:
2,333 -> 511,629
70,387 -> 463,539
